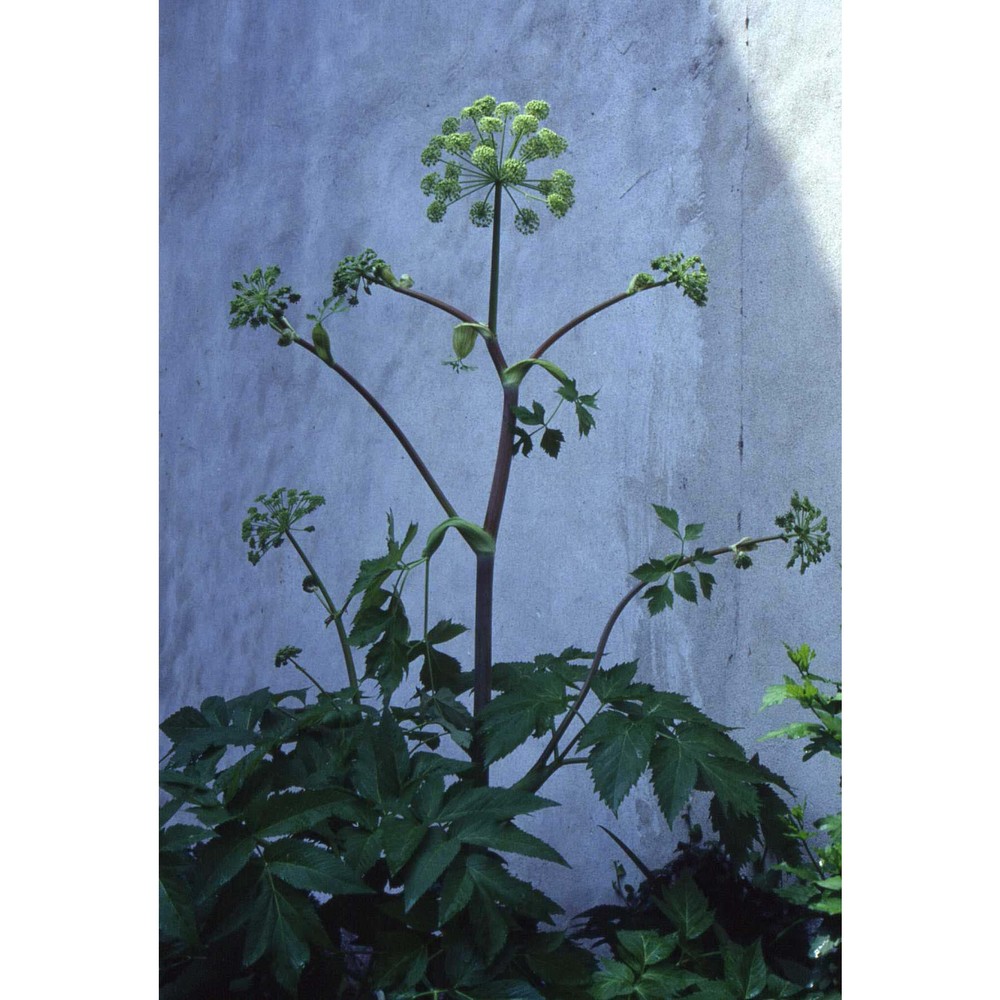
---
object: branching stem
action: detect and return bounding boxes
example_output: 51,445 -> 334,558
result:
383,284 -> 508,376
293,336 -> 460,522
525,532 -> 789,780
284,530 -> 359,690
530,281 -> 668,360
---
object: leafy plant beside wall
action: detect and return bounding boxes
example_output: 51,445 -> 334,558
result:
160,95 -> 834,998
577,643 -> 842,999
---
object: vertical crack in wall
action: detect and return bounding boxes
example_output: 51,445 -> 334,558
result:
732,5 -> 752,667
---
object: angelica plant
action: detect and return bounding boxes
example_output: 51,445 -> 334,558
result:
162,95 -> 835,998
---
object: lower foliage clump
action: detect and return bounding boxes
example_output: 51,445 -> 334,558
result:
160,494 -> 838,999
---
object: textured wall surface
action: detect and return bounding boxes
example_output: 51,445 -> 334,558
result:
160,0 -> 840,917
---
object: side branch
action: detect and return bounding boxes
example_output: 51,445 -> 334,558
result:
383,284 -> 509,376
530,281 -> 671,360
294,338 -> 459,520
384,283 -> 479,326
525,533 -> 789,780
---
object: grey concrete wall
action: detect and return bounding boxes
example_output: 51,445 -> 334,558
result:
160,0 -> 840,917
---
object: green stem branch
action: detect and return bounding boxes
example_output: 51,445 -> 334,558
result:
383,284 -> 508,376
530,282 -> 669,360
524,532 -> 790,783
284,530 -> 359,690
293,337 -> 460,522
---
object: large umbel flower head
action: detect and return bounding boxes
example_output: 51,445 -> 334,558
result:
419,95 -> 575,234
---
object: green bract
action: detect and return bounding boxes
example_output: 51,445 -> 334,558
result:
419,94 -> 575,233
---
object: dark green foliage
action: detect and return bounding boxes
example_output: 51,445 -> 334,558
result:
511,377 -> 599,459
159,686 -> 575,998
575,647 -> 842,998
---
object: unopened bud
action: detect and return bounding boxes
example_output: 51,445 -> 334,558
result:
312,322 -> 334,366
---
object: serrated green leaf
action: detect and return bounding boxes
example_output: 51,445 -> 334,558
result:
440,857 -> 475,925
649,735 -> 698,825
373,930 -> 429,990
631,559 -> 670,584
579,713 -> 657,813
437,785 -> 558,824
425,618 -> 468,644
759,683 -> 794,708
722,938 -> 768,999
698,571 -> 716,600
761,722 -> 817,742
348,591 -> 396,646
554,376 -> 580,402
590,661 -> 640,703
811,896 -> 842,915
480,672 -> 572,763
683,522 -> 705,541
418,645 -> 463,691
403,828 -> 461,911
764,972 -> 810,997
676,721 -> 746,760
242,876 -> 328,990
160,823 -> 217,852
653,873 -> 714,940
616,929 -> 678,969
672,571 -> 698,603
350,711 -> 409,804
465,852 -> 562,923
540,426 -> 565,458
159,869 -> 198,947
696,756 -> 762,819
264,838 -> 372,895
512,401 -> 546,425
645,583 -> 674,615
574,398 -> 597,437
160,706 -> 256,763
159,798 -> 184,828
452,818 -> 569,866
652,505 -> 681,536
251,787 -> 370,838
513,426 -> 534,457
774,883 -> 819,906
591,959 -> 636,999
636,966 -> 707,997
195,832 -> 258,898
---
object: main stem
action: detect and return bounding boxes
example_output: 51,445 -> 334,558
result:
472,182 -> 513,778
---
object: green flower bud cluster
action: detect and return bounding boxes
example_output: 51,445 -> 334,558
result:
331,248 -> 401,306
419,95 -> 575,234
274,645 -> 303,668
651,253 -> 709,307
535,169 -> 575,217
241,488 -> 325,566
229,265 -> 302,332
774,492 -> 832,574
